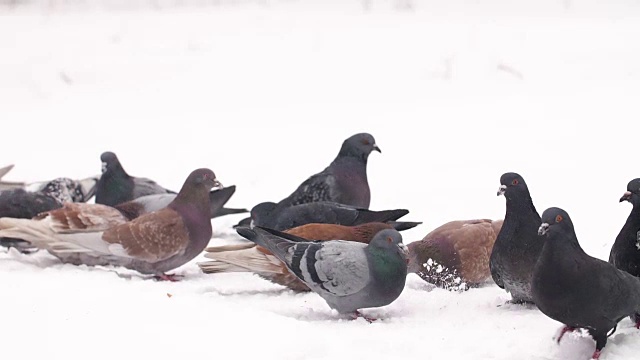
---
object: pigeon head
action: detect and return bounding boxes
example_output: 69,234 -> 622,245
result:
100,151 -> 124,174
538,207 -> 575,237
620,178 -> 640,206
337,133 -> 381,161
369,228 -> 409,260
250,202 -> 278,226
497,172 -> 530,199
172,168 -> 221,206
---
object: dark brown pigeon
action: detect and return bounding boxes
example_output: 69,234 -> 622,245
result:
95,151 -> 245,218
199,222 -> 405,292
0,168 -> 221,281
533,207 -> 640,360
490,172 -> 543,304
609,178 -> 640,325
407,218 -> 503,291
248,201 -> 420,231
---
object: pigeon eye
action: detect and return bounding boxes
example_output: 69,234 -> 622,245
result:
512,179 -> 519,185
386,237 -> 393,244
555,215 -> 563,223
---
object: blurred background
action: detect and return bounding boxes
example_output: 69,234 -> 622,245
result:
1,0 -> 639,259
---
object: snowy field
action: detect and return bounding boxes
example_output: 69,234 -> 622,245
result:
2,0 -> 640,359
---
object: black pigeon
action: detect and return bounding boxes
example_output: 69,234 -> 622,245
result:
609,178 -> 640,324
489,172 -> 543,304
248,201 -> 420,231
533,207 -> 640,360
95,151 -> 246,217
0,177 -> 98,252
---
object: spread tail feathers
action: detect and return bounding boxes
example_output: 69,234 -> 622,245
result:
198,243 -> 284,275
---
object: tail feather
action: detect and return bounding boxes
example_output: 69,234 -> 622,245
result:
0,164 -> 14,180
235,226 -> 302,263
388,221 -> 422,231
356,209 -> 409,224
199,243 -> 283,275
214,207 -> 249,218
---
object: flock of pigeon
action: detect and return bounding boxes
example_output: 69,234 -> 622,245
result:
1,133 -> 640,360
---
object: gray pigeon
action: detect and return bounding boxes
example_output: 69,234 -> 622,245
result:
533,207 -> 640,360
95,151 -> 246,217
277,133 -> 380,208
0,168 -> 221,281
233,133 -> 380,226
235,226 -> 408,322
114,185 -> 243,220
248,201 -> 420,231
489,172 -> 543,304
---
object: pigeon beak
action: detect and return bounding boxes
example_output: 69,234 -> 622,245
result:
620,191 -> 632,203
538,223 -> 550,236
373,144 -> 381,153
212,179 -> 223,190
398,242 -> 409,257
497,185 -> 507,196
79,175 -> 100,202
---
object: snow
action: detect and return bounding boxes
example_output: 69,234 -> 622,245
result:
2,0 -> 640,359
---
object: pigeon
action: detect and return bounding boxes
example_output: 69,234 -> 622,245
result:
248,201 -> 420,231
199,222 -> 408,292
0,176 -> 100,252
234,132 -> 381,226
407,218 -> 503,291
489,172 -> 543,304
114,185 -> 244,220
96,151 -> 246,217
609,178 -> 640,324
533,207 -> 640,360
0,168 -> 221,280
235,225 -> 408,322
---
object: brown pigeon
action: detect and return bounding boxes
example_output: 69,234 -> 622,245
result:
198,222 -> 399,291
0,168 -> 221,281
407,219 -> 503,291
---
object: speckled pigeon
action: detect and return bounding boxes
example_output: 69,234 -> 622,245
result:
235,225 -> 408,321
0,168 -> 221,281
249,201 -> 420,231
489,172 -> 543,304
609,178 -> 640,325
533,207 -> 640,360
0,176 -> 99,253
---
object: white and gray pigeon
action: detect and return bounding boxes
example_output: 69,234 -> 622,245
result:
235,225 -> 408,322
95,151 -> 246,217
0,168 -> 221,281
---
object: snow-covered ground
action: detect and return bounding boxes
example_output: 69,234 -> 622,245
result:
2,1 -> 640,359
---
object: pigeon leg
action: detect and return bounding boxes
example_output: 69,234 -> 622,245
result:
351,310 -> 378,323
554,326 -> 576,344
154,273 -> 183,282
588,330 -> 607,360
